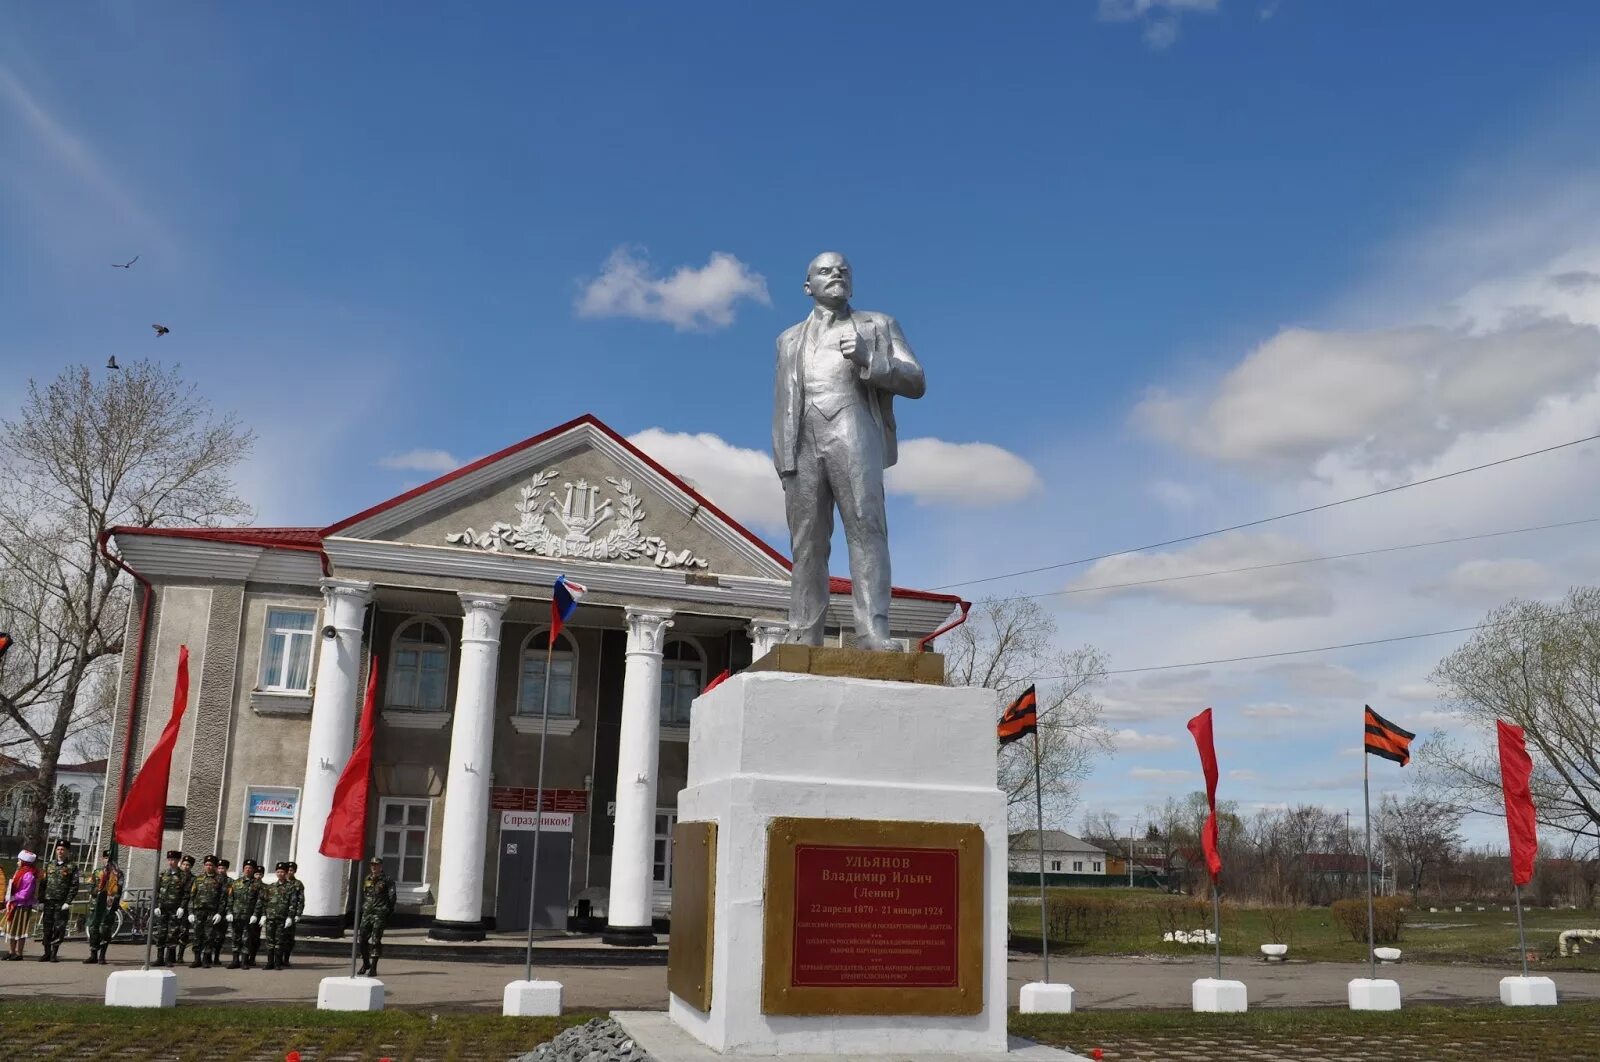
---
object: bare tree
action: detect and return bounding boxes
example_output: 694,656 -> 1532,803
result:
1376,792 -> 1462,904
944,596 -> 1110,828
1426,588 -> 1600,842
0,361 -> 252,849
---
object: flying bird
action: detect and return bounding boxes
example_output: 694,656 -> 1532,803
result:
106,356 -> 120,370
111,256 -> 139,269
151,324 -> 170,337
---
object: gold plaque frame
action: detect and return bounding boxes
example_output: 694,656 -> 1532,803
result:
667,820 -> 717,1012
761,817 -> 984,1016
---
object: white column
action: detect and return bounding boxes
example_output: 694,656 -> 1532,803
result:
294,578 -> 373,926
603,605 -> 674,946
746,617 -> 788,660
429,592 -> 509,940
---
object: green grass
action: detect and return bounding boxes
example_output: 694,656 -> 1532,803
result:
1008,886 -> 1600,969
0,1001 -> 594,1061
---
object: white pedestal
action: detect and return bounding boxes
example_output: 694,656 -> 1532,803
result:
105,969 -> 177,1009
666,671 -> 1009,1056
1347,978 -> 1402,1011
1019,982 -> 1075,1014
1500,976 -> 1558,1007
503,979 -> 564,1016
317,975 -> 385,1012
1191,978 -> 1248,1013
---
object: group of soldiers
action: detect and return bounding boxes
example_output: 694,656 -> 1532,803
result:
151,850 -> 305,970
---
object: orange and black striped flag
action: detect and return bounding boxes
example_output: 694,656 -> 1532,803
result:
998,685 -> 1039,746
0,631 -> 11,661
1364,705 -> 1415,766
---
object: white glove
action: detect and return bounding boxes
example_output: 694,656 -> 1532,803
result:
226,913 -> 233,923
249,915 -> 258,925
283,917 -> 292,929
212,914 -> 221,925
187,914 -> 196,924
153,907 -> 161,917
61,902 -> 70,911
175,907 -> 185,919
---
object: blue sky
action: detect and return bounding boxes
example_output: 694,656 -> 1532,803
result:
7,2 -> 1600,841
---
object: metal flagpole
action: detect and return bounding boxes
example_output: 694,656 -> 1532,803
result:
348,858 -> 364,978
1211,880 -> 1222,981
523,635 -> 556,983
1363,749 -> 1377,981
143,855 -> 160,969
1514,883 -> 1530,978
1032,727 -> 1048,984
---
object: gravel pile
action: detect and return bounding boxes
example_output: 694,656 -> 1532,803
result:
514,1017 -> 653,1062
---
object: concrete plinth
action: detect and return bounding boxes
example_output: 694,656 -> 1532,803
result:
667,671 -> 1010,1056
1191,978 -> 1248,1013
317,975 -> 385,1012
1500,976 -> 1558,1007
1347,978 -> 1401,1011
105,969 -> 177,1009
503,979 -> 564,1016
1019,982 -> 1075,1014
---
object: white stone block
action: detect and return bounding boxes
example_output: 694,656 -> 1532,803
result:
1500,976 -> 1558,1007
1019,982 -> 1075,1014
1347,978 -> 1402,1011
317,976 -> 385,1012
105,969 -> 177,1009
1191,978 -> 1247,1013
503,979 -> 563,1016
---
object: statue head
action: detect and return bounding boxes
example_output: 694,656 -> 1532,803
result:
804,252 -> 852,309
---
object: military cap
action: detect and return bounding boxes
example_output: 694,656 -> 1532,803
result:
218,858 -> 230,869
241,858 -> 255,870
180,854 -> 195,866
369,856 -> 384,866
203,854 -> 217,865
286,861 -> 298,871
275,861 -> 288,871
166,849 -> 181,860
101,848 -> 113,859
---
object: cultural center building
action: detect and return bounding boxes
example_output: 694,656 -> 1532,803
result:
95,415 -> 963,943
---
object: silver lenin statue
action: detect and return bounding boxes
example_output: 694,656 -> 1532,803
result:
772,252 -> 926,650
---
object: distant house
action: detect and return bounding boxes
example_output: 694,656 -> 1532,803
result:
0,756 -> 109,857
1010,830 -> 1106,875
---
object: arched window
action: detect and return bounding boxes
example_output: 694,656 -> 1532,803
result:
659,639 -> 705,725
389,618 -> 451,711
519,630 -> 576,718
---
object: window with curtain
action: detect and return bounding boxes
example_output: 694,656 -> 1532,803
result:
389,618 -> 450,711
260,608 -> 316,692
378,798 -> 431,887
659,640 -> 704,726
518,631 -> 576,717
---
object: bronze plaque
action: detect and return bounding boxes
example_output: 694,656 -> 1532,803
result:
667,820 -> 717,1012
762,817 -> 984,1016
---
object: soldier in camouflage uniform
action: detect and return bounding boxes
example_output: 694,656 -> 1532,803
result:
208,859 -> 232,966
151,850 -> 187,967
260,862 -> 292,970
225,859 -> 260,968
82,849 -> 120,965
173,853 -> 197,963
281,859 -> 305,967
356,856 -> 396,977
37,841 -> 80,963
187,855 -> 226,968
244,862 -> 267,966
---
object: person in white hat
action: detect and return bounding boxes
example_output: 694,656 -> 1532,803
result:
4,850 -> 39,960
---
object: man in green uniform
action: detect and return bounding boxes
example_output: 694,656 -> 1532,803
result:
37,841 -> 80,962
187,855 -> 225,968
281,859 -> 305,967
260,862 -> 291,970
226,859 -> 260,969
151,850 -> 187,967
83,849 -> 121,965
174,853 -> 197,964
357,856 -> 396,977
244,862 -> 267,967
209,859 -> 232,966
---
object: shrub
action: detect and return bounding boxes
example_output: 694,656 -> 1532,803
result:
1151,897 -> 1213,943
1043,893 -> 1137,944
1331,897 -> 1405,944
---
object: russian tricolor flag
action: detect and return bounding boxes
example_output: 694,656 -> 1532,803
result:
551,575 -> 587,640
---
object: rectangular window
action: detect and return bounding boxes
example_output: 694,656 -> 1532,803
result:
1051,860 -> 1061,872
1073,861 -> 1084,872
518,652 -> 575,717
260,608 -> 316,692
240,786 -> 298,871
653,810 -> 677,887
1093,862 -> 1102,873
379,798 -> 431,887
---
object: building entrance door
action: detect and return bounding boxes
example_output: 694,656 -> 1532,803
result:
495,811 -> 574,933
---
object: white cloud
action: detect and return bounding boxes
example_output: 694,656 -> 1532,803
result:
1257,661 -> 1373,698
1063,532 -> 1334,619
1148,479 -> 1207,511
1098,0 -> 1220,49
1112,728 -> 1179,752
1129,767 -> 1196,784
576,246 -> 770,331
1391,681 -> 1442,703
378,449 -> 462,475
1100,669 -> 1251,723
1417,558 -> 1551,604
1227,769 -> 1260,782
1240,702 -> 1303,719
886,439 -> 1042,507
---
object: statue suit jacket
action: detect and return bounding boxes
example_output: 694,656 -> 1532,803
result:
771,309 -> 926,477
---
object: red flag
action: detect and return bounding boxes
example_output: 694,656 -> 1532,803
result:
114,646 -> 191,850
1497,720 -> 1538,888
319,658 -> 380,860
1187,707 -> 1222,880
702,668 -> 731,694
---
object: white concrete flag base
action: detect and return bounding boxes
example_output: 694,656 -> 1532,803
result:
317,976 -> 385,1012
1019,983 -> 1075,1014
1191,978 -> 1248,1013
504,979 -> 564,1016
1499,976 -> 1558,1007
1347,978 -> 1401,1011
105,969 -> 177,1009
668,672 -> 1011,1056
615,1012 -> 1090,1061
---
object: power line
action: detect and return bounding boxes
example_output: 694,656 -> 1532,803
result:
1026,517 -> 1600,601
932,431 -> 1600,592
